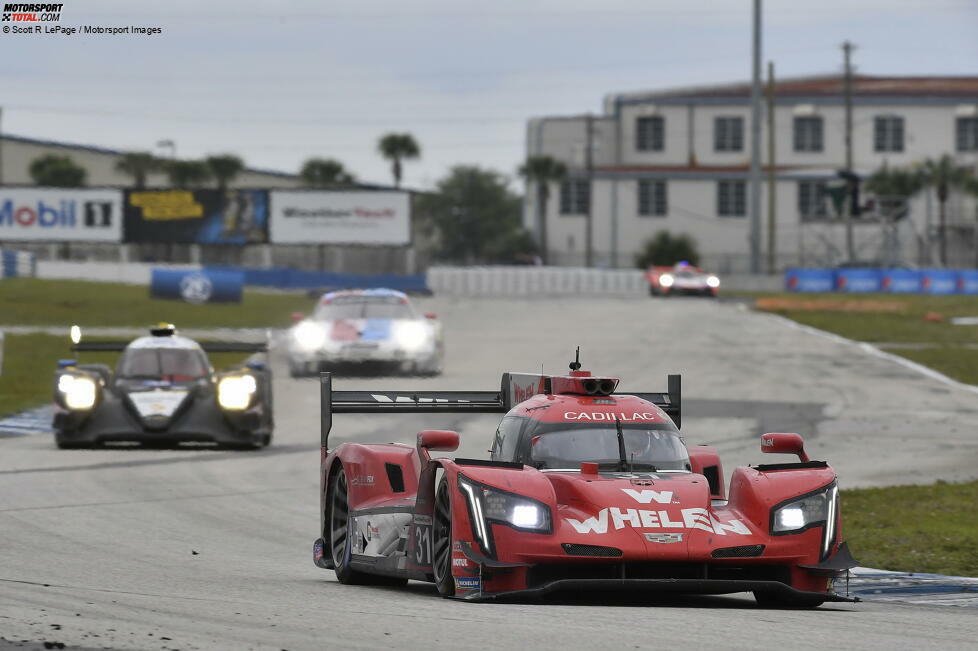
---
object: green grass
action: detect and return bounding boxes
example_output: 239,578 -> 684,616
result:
743,291 -> 978,383
842,480 -> 978,576
0,278 -> 312,328
0,333 -> 250,418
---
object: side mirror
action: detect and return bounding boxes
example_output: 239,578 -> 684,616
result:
290,312 -> 305,323
424,313 -> 437,320
760,432 -> 809,462
418,429 -> 459,452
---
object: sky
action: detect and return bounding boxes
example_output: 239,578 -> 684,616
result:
1,0 -> 976,189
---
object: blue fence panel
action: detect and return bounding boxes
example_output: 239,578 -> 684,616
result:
920,269 -> 958,295
835,269 -> 883,293
784,268 -> 836,292
151,268 -> 244,303
881,269 -> 923,293
0,249 -> 36,279
204,265 -> 429,293
956,270 -> 978,295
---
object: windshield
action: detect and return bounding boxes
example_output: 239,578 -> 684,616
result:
117,348 -> 210,380
313,296 -> 415,321
527,424 -> 689,471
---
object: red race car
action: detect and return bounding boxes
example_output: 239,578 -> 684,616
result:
647,262 -> 720,297
312,356 -> 857,607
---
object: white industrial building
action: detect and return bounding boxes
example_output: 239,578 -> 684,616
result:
525,75 -> 978,271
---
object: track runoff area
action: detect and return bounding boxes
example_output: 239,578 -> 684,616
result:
1,296 -> 977,650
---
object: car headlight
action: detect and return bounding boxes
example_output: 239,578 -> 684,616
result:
217,374 -> 257,410
771,482 -> 839,559
394,321 -> 429,352
458,475 -> 552,555
293,321 -> 327,351
659,274 -> 674,287
706,275 -> 720,288
58,374 -> 97,410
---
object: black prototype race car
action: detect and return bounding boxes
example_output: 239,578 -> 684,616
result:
53,324 -> 273,449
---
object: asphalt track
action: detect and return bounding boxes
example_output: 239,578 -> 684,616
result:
2,297 -> 978,650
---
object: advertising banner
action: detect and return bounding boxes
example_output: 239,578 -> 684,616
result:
150,268 -> 244,303
835,269 -> 883,293
269,191 -> 410,245
784,268 -> 835,292
0,188 -> 122,242
125,190 -> 268,244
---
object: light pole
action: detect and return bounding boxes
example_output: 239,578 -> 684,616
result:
748,0 -> 763,274
157,139 -> 176,160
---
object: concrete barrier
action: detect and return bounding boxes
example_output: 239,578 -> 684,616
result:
427,266 -> 647,296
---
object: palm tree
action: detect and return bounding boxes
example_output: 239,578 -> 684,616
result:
29,155 -> 87,187
377,133 -> 420,188
300,158 -> 356,187
205,154 -> 245,192
518,155 -> 567,265
165,160 -> 211,188
115,152 -> 161,189
917,155 -> 974,266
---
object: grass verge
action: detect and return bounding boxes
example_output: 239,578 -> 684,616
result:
0,278 -> 312,328
743,291 -> 978,384
842,480 -> 978,576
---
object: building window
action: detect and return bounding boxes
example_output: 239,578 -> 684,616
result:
717,180 -> 746,217
798,181 -> 829,219
714,116 -> 744,152
636,116 -> 664,151
957,117 -> 978,152
638,180 -> 667,216
559,178 -> 590,215
793,116 -> 823,152
874,116 -> 904,152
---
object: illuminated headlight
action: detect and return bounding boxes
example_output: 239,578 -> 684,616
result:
217,375 -> 257,410
293,321 -> 327,351
706,275 -> 720,288
659,274 -> 674,287
394,321 -> 429,352
58,374 -> 97,410
772,483 -> 839,559
458,475 -> 552,555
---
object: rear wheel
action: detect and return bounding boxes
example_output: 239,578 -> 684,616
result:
432,478 -> 455,596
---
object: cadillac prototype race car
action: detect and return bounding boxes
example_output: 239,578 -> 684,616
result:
647,262 -> 720,297
52,324 -> 273,449
287,289 -> 444,377
312,356 -> 857,607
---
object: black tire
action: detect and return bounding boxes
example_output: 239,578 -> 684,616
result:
649,285 -> 658,297
753,591 -> 825,609
432,478 -> 455,597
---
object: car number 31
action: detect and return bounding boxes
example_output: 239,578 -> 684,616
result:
415,524 -> 432,565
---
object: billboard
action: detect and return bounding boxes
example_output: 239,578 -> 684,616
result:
124,189 -> 268,244
270,191 -> 410,245
0,188 -> 123,242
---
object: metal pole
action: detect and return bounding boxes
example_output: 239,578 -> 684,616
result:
766,61 -> 777,274
584,113 -> 594,268
610,99 -> 622,268
0,106 -> 4,185
843,41 -> 855,263
748,0 -> 763,274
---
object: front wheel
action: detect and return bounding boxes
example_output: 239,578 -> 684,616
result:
432,478 -> 455,596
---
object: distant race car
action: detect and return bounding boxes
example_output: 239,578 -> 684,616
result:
53,324 -> 273,449
287,289 -> 444,378
647,262 -> 720,297
312,355 -> 857,607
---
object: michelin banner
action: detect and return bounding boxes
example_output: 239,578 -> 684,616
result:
0,188 -> 123,242
269,191 -> 410,245
124,189 -> 268,244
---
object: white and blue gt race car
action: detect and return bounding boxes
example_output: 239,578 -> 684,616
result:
287,289 -> 444,377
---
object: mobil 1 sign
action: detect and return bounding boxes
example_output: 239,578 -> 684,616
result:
270,191 -> 410,245
0,189 -> 122,242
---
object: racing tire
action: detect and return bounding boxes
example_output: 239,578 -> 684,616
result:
328,467 -> 406,587
753,591 -> 825,609
432,478 -> 456,597
648,285 -> 659,297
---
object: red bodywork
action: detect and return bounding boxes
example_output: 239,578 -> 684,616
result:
646,264 -> 720,297
313,370 -> 856,606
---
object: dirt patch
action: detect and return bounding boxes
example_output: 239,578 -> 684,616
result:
755,297 -> 907,313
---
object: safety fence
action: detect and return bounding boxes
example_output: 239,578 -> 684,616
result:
427,266 -> 647,296
785,268 -> 978,294
0,249 -> 36,278
203,265 -> 429,293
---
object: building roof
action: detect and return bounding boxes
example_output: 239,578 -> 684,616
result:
611,74 -> 978,105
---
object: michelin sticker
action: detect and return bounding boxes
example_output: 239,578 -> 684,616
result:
180,273 -> 213,304
455,576 -> 481,592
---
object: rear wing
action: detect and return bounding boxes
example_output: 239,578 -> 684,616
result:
319,371 -> 681,448
71,341 -> 268,353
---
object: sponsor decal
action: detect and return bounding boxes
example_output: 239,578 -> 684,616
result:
313,539 -> 324,562
563,411 -> 660,421
452,558 -> 469,568
128,389 -> 187,419
413,514 -> 432,526
451,541 -> 464,552
645,533 -> 683,544
179,273 -> 213,304
0,190 -> 122,242
349,475 -> 375,487
455,576 -> 481,592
